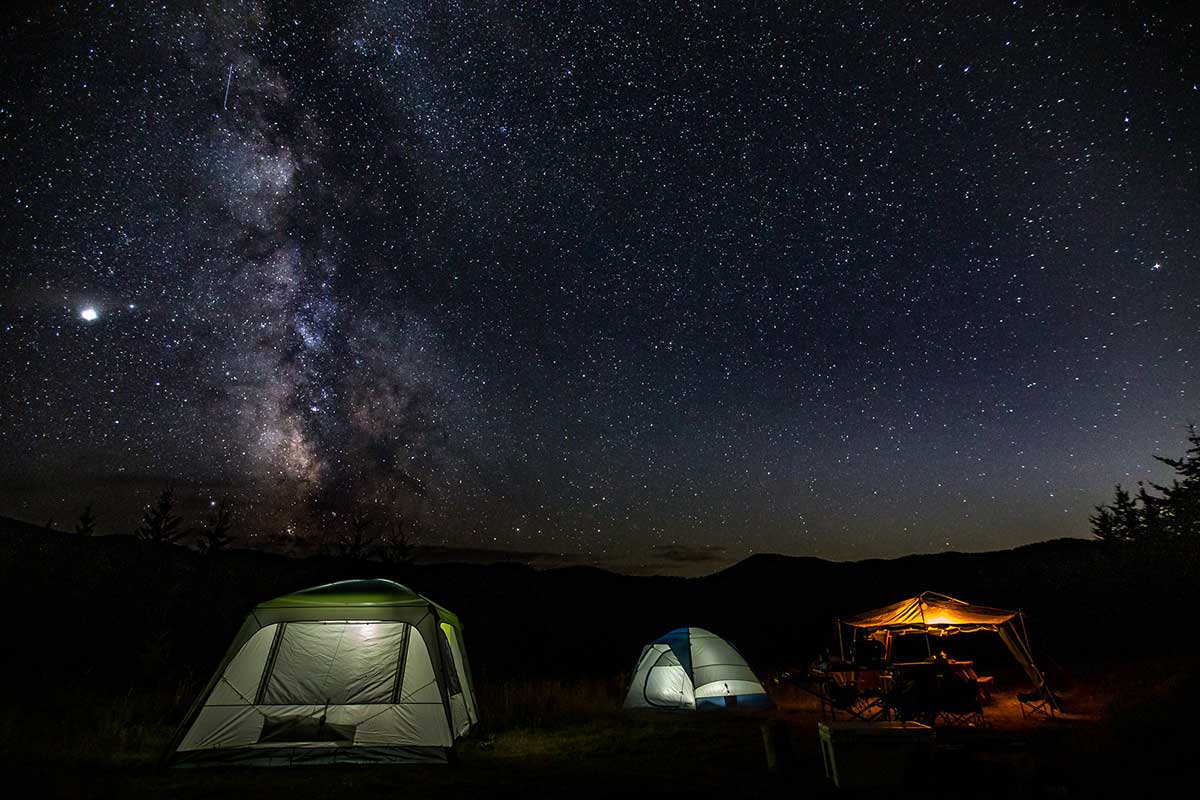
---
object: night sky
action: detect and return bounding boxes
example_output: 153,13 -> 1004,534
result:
1,1 -> 1197,572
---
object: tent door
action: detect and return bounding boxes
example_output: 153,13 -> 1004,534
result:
644,650 -> 694,708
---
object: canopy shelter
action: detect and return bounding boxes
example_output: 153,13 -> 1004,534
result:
167,579 -> 478,767
838,591 -> 1048,692
624,627 -> 773,710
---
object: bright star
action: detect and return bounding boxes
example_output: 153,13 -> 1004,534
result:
80,307 -> 98,321
1151,263 -> 1162,271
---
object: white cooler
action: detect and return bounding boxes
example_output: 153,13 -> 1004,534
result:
818,720 -> 935,789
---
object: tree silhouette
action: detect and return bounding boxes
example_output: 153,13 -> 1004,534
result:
197,498 -> 235,555
1089,504 -> 1118,543
74,503 -> 97,536
1092,423 -> 1200,544
1111,485 -> 1141,542
336,509 -> 376,560
136,486 -> 184,545
378,516 -> 417,567
1137,484 -> 1166,539
1148,423 -> 1200,539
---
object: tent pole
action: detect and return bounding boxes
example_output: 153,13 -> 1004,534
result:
919,598 -> 932,658
997,619 -> 1043,689
836,619 -> 844,661
1018,612 -> 1058,709
1018,612 -> 1045,688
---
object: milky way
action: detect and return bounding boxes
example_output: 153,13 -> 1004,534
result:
1,2 -> 1197,570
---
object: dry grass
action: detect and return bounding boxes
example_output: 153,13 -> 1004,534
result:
9,663 -> 1192,799
1,674 -> 630,768
473,673 -> 627,733
759,674 -> 824,713
0,680 -> 198,767
1097,658 -> 1200,764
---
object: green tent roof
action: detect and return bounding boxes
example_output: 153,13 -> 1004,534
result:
257,578 -> 463,629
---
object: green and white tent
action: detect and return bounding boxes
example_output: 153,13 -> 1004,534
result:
624,627 -> 773,710
168,579 -> 478,766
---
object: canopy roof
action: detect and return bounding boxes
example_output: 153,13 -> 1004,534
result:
843,591 -> 1017,630
839,591 -> 1047,691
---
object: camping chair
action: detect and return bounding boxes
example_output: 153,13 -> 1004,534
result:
1017,685 -> 1061,719
881,675 -> 925,723
953,661 -> 995,704
819,675 -> 889,721
933,677 -> 987,728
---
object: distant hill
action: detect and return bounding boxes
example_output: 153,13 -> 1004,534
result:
1,515 -> 1196,693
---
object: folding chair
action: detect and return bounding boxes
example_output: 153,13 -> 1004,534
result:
818,676 -> 890,721
954,662 -> 995,704
934,678 -> 987,727
826,681 -> 861,719
1017,685 -> 1061,719
882,676 -> 927,724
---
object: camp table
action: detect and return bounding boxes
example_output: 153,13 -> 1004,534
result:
882,660 -> 989,724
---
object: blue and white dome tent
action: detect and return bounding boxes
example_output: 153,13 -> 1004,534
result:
624,627 -> 773,710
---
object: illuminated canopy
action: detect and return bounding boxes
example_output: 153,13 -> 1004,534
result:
167,579 -> 477,767
842,591 -> 1018,635
839,591 -> 1048,691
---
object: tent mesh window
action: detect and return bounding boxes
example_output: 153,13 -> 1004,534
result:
260,622 -> 409,706
437,627 -> 462,696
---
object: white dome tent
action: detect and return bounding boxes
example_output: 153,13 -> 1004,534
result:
623,627 -> 772,710
167,579 -> 477,766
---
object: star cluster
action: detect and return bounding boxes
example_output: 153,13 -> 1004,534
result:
1,1 -> 1197,568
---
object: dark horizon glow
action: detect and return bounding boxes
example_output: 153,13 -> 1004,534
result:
1,2 -> 1197,573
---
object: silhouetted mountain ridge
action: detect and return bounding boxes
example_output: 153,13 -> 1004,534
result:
1,516 -> 1196,690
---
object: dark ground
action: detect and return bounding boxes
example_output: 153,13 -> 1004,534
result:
25,683 -> 1200,799
3,516 -> 1199,797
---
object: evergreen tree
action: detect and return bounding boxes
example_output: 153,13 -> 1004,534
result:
1137,484 -> 1166,540
1110,485 -> 1141,542
1089,505 -> 1118,543
1150,423 -> 1200,539
137,486 -> 184,545
1092,422 -> 1200,545
197,498 -> 234,555
74,503 -> 97,536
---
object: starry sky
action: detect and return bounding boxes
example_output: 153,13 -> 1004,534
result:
1,1 -> 1197,572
